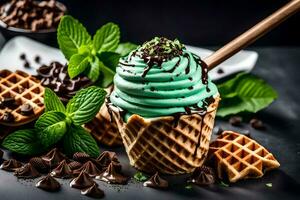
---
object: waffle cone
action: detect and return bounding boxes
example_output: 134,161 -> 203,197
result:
84,104 -> 122,146
208,131 -> 280,183
110,96 -> 220,175
0,70 -> 44,126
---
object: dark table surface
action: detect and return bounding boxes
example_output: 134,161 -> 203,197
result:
0,42 -> 300,200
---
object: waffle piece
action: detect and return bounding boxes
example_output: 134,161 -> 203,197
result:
0,70 -> 44,126
209,131 -> 280,183
84,104 -> 122,146
84,86 -> 122,147
110,97 -> 220,175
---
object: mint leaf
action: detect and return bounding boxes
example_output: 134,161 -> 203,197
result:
44,88 -> 65,112
93,22 -> 120,53
134,172 -> 148,182
35,111 -> 67,148
57,15 -> 92,59
99,51 -> 120,71
66,86 -> 107,125
219,181 -> 229,187
116,42 -> 138,56
68,53 -> 90,78
217,73 -> 278,117
63,125 -> 99,157
87,56 -> 101,82
97,61 -> 115,88
2,129 -> 45,155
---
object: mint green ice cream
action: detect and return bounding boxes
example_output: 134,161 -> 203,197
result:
110,37 -> 219,119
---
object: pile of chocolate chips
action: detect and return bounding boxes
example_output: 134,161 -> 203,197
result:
36,62 -> 93,104
0,0 -> 66,31
0,148 -> 128,198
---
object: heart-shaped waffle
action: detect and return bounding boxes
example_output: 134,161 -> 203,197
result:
208,131 -> 280,183
0,70 -> 44,126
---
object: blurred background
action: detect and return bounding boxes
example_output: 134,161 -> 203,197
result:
59,0 -> 300,46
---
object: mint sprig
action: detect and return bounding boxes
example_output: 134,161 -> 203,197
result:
2,87 -> 107,157
57,15 -> 135,87
217,73 -> 278,117
133,171 -> 148,182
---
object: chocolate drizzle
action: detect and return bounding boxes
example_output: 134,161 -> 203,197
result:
81,183 -> 105,198
14,163 -> 40,179
36,174 -> 61,192
96,162 -> 128,184
70,171 -> 96,189
192,53 -> 209,91
50,160 -> 73,179
187,166 -> 216,186
0,159 -> 22,172
164,57 -> 181,73
143,172 -> 168,189
36,62 -> 93,103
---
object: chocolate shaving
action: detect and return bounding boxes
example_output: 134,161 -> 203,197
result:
70,171 -> 96,189
0,159 -> 22,172
36,174 -> 61,192
143,172 -> 168,189
14,163 -> 40,179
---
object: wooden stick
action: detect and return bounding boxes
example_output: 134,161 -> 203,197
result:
204,0 -> 300,70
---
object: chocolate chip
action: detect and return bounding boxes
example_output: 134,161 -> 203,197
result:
213,126 -> 224,135
20,53 -> 26,60
0,97 -> 17,109
250,118 -> 265,130
34,55 -> 41,64
2,111 -> 14,122
229,116 -> 242,126
24,61 -> 30,68
20,103 -> 34,116
217,68 -> 224,74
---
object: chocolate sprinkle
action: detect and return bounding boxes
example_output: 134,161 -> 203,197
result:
81,183 -> 105,199
70,171 -> 96,189
0,159 -> 22,172
143,172 -> 168,189
36,174 -> 61,192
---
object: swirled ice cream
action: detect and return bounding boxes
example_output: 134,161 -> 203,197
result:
110,37 -> 219,119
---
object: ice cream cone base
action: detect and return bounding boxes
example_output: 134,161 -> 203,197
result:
110,97 -> 220,175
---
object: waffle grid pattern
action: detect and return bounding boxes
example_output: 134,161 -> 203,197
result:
84,104 -> 122,146
113,97 -> 220,175
0,70 -> 44,126
209,131 -> 280,183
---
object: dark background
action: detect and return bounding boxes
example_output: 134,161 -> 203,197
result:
58,0 -> 300,46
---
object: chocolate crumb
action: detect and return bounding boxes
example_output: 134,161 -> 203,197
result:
34,56 -> 41,64
250,118 -> 265,130
217,68 -> 224,74
20,53 -> 26,60
229,116 -> 242,126
24,61 -> 30,68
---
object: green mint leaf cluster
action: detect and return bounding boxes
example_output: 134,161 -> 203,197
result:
133,172 -> 148,182
2,87 -> 107,157
58,15 -> 137,87
217,73 -> 278,117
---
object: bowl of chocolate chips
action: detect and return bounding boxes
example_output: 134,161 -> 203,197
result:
0,0 -> 66,46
